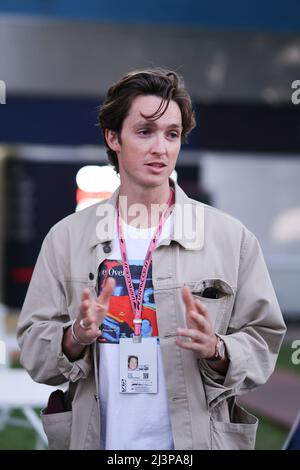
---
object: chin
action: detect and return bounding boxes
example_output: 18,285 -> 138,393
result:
142,178 -> 166,188
143,172 -> 171,184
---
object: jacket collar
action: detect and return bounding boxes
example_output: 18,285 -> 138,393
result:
88,181 -> 205,251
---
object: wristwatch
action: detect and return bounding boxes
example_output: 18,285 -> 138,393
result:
207,335 -> 226,362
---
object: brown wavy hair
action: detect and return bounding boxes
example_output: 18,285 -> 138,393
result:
98,68 -> 196,173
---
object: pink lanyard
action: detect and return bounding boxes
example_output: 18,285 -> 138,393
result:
117,188 -> 175,337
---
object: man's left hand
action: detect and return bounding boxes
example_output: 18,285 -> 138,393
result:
175,285 -> 217,359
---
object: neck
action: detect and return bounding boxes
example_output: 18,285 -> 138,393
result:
118,182 -> 172,228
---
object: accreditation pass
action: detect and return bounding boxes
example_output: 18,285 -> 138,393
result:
119,337 -> 158,393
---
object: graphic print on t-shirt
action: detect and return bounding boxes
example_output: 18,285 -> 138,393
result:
98,259 -> 159,344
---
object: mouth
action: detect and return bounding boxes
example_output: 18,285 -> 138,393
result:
145,162 -> 167,169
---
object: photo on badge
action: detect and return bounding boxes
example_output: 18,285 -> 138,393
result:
119,337 -> 158,394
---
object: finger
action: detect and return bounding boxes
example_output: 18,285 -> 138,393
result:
77,329 -> 101,344
78,313 -> 94,329
176,327 -> 206,343
80,290 -> 93,316
187,310 -> 210,334
82,319 -> 102,334
175,337 -> 205,356
89,324 -> 102,338
73,320 -> 93,344
98,277 -> 116,306
80,288 -> 99,327
80,298 -> 92,319
81,288 -> 92,302
80,298 -> 99,326
80,298 -> 91,313
194,300 -> 213,332
181,286 -> 196,313
194,298 -> 209,319
92,277 -> 116,326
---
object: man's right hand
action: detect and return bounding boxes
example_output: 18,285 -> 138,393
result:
74,277 -> 116,344
63,277 -> 115,361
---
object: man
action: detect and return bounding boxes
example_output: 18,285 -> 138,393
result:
17,68 -> 286,450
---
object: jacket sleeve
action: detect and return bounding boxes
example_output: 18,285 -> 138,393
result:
199,229 -> 287,409
17,230 -> 93,386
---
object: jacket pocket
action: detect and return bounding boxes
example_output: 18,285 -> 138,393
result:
191,278 -> 235,332
210,401 -> 258,450
41,410 -> 72,450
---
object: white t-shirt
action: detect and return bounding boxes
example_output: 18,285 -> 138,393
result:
98,213 -> 174,450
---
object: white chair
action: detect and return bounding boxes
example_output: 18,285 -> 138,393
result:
0,304 -> 66,449
0,303 -> 18,368
0,368 -> 67,449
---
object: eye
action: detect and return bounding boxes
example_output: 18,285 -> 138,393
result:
168,131 -> 180,139
138,129 -> 151,136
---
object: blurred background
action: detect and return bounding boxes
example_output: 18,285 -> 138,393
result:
0,0 -> 300,450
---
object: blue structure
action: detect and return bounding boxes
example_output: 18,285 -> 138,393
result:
0,0 -> 300,33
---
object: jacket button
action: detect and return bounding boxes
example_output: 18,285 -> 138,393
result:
89,273 -> 94,280
103,244 -> 111,254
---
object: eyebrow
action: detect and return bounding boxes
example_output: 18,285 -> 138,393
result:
133,120 -> 182,129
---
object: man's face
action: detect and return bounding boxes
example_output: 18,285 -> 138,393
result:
107,94 -> 182,190
128,357 -> 138,370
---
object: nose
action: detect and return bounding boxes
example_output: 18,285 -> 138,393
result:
151,133 -> 167,155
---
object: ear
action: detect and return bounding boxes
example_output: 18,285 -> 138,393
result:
105,129 -> 121,153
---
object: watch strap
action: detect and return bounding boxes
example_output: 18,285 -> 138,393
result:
207,335 -> 225,362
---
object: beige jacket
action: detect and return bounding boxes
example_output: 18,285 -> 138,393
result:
17,183 -> 286,450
